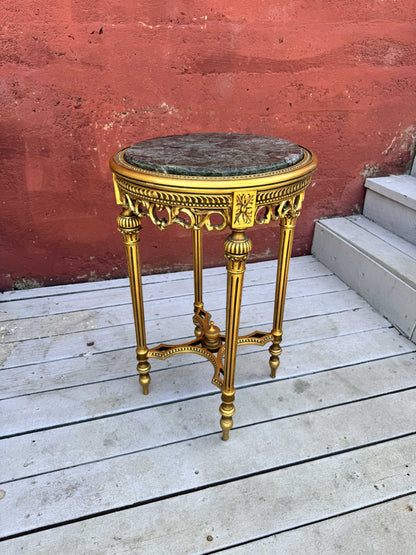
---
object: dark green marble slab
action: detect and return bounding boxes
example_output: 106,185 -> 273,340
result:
124,133 -> 304,177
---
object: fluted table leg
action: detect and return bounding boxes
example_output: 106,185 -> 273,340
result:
220,230 -> 252,440
117,208 -> 151,394
269,196 -> 303,378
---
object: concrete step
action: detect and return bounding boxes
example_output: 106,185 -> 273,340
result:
312,215 -> 416,342
363,175 -> 416,245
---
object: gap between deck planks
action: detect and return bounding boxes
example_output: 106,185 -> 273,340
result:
1,436 -> 415,551
0,260 -> 344,364
0,256 -> 415,552
0,256 -> 326,303
1,326 -> 412,437
0,257 -> 329,321
0,274 -> 354,360
0,273 -> 345,344
0,301 -> 391,395
221,493 -> 416,554
0,288 -> 370,398
1,352 -> 415,483
0,268 -> 340,346
1,389 -> 415,537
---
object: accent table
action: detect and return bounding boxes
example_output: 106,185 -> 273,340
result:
110,133 -> 317,440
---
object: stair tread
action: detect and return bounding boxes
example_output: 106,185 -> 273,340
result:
347,215 -> 416,261
318,217 -> 416,289
312,217 -> 416,340
365,175 -> 416,210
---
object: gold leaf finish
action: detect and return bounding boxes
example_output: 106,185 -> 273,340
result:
111,138 -> 317,439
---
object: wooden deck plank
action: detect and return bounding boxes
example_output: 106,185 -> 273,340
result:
0,300 -> 386,378
0,287 -> 377,371
1,435 -> 414,551
0,288 -> 370,398
0,257 -> 330,321
0,256 -> 323,296
2,353 -> 414,483
0,272 -> 344,344
1,321 -> 409,438
1,275 -> 342,345
224,494 -> 416,554
1,257 -> 414,552
0,256 -> 244,302
1,390 -> 415,537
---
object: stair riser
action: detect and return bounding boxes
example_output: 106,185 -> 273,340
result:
363,189 -> 416,246
312,222 -> 416,341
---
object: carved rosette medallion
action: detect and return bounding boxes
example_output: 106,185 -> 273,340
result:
231,190 -> 257,229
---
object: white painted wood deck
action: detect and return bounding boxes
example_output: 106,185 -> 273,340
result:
0,255 -> 415,554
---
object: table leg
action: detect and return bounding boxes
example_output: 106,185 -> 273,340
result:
269,209 -> 299,378
117,208 -> 151,395
221,230 -> 252,440
192,223 -> 204,338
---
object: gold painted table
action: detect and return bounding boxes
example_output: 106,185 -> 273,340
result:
110,133 -> 317,440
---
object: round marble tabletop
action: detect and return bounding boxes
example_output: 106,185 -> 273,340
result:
124,133 -> 304,177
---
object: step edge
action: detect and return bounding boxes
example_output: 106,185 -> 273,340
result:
312,223 -> 416,339
363,193 -> 416,247
315,218 -> 416,289
346,215 -> 416,261
365,176 -> 416,210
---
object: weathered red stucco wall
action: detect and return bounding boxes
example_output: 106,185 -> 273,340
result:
1,1 -> 416,290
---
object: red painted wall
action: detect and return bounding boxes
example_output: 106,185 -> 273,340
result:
1,1 -> 416,290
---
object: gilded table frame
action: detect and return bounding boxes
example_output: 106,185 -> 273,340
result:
111,145 -> 317,440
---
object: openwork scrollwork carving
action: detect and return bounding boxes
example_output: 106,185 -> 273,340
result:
195,211 -> 228,231
114,173 -> 311,232
145,203 -> 196,230
123,192 -> 229,231
255,192 -> 305,226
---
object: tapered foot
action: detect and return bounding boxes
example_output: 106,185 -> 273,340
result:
269,333 -> 282,378
137,355 -> 151,395
219,392 -> 235,440
139,370 -> 150,395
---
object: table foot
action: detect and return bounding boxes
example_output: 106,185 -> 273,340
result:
219,391 -> 235,440
269,331 -> 282,378
138,370 -> 150,394
137,351 -> 151,395
269,343 -> 282,378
